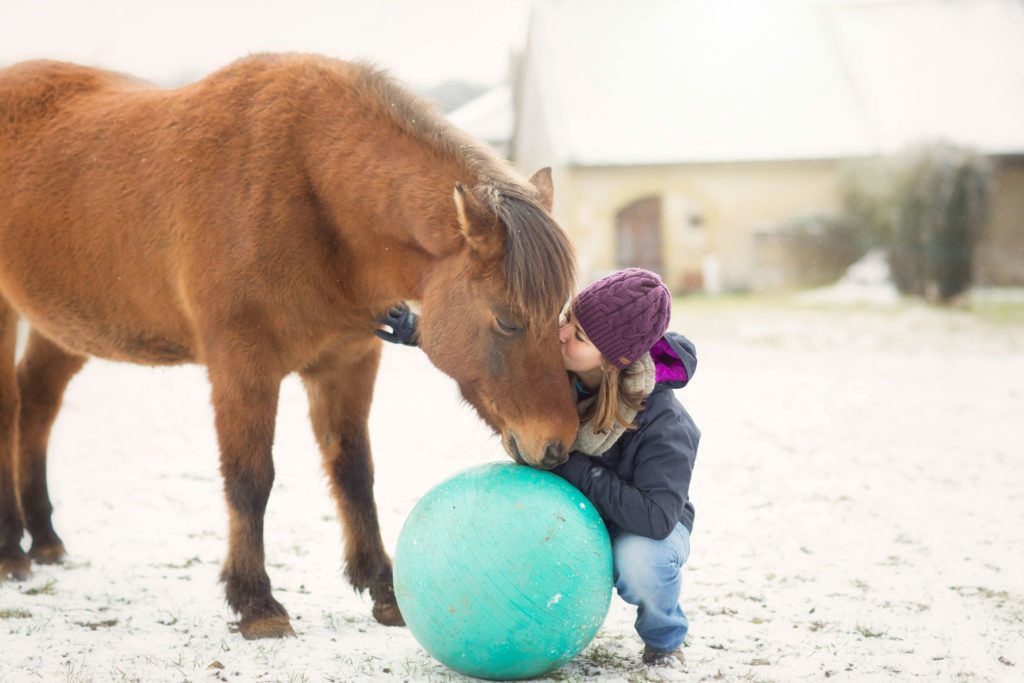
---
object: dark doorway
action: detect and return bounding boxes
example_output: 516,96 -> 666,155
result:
615,196 -> 664,276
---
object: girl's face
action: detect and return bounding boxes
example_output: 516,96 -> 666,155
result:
559,310 -> 603,374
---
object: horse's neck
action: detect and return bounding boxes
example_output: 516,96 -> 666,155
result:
309,140 -> 466,307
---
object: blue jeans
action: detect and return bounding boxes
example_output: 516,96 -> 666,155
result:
611,522 -> 691,652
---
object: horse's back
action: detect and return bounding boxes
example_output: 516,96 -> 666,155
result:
0,60 -> 146,136
0,54 -> 435,369
0,61 -> 198,363
0,55 -> 357,367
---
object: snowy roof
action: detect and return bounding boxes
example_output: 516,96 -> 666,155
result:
520,0 -> 1024,165
446,84 -> 514,146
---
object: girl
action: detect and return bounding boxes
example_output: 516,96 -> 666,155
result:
376,268 -> 699,667
553,267 -> 698,667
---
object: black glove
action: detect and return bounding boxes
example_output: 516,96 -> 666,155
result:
375,303 -> 420,346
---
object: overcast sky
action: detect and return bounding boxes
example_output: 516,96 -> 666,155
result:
0,0 -> 531,89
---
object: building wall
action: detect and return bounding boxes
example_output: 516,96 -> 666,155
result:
539,158 -> 1024,292
554,160 -> 842,292
978,157 -> 1024,285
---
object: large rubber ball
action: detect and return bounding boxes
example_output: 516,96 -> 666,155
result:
394,462 -> 613,680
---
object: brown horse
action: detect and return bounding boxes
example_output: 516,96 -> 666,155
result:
0,53 -> 578,639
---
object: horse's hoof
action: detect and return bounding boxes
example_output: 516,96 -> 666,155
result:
372,599 -> 405,627
28,541 -> 66,565
238,614 -> 296,640
0,552 -> 32,581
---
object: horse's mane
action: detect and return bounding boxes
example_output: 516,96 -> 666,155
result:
351,63 -> 577,330
485,183 -> 578,332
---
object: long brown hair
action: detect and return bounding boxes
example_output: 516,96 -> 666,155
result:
576,359 -> 648,434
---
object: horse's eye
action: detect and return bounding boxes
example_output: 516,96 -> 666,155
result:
495,317 -> 523,336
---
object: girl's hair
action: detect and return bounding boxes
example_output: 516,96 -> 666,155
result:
577,359 -> 648,434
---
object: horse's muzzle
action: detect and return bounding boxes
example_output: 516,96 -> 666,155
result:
505,432 -> 568,469
538,441 -> 568,469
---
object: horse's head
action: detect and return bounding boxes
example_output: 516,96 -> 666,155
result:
418,169 -> 578,469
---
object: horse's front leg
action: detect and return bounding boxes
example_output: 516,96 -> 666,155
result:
207,348 -> 292,639
300,340 -> 403,626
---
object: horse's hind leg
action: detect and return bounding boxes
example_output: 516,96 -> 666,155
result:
300,340 -> 403,627
206,344 -> 292,639
16,330 -> 87,563
0,308 -> 29,579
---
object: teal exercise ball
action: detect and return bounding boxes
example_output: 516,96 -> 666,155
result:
394,462 -> 613,680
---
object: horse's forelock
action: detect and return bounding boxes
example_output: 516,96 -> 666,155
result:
486,186 -> 577,333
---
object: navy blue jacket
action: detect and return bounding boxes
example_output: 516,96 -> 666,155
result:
553,332 -> 699,540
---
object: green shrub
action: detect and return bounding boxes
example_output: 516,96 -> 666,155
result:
837,142 -> 993,302
892,143 -> 993,301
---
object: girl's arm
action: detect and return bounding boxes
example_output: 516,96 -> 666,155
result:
554,396 -> 697,539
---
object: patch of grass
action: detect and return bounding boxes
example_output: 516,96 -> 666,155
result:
76,618 -> 118,630
24,578 -> 57,595
252,640 -> 286,667
63,655 -> 89,683
157,556 -> 202,569
903,601 -> 931,612
626,671 -> 658,683
727,592 -> 766,603
856,624 -> 884,638
155,611 -> 178,626
109,662 -> 144,683
394,656 -> 452,681
20,614 -> 54,636
0,608 -> 32,619
950,585 -> 1010,601
972,301 -> 1024,326
673,292 -> 766,310
581,643 -> 633,669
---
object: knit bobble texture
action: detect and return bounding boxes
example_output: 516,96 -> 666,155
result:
572,268 -> 671,368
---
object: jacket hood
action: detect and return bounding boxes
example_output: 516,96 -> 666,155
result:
650,331 -> 697,389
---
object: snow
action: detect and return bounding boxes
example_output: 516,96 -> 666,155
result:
798,249 -> 900,306
2,298 -> 1023,682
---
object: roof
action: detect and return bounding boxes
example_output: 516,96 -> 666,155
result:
517,0 -> 1024,165
446,84 -> 514,147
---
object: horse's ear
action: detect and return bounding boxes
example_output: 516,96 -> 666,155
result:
453,183 -> 502,261
528,167 -> 554,212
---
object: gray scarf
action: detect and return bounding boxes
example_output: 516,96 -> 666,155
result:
572,352 -> 656,456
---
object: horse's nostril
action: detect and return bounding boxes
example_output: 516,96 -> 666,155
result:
541,442 -> 567,469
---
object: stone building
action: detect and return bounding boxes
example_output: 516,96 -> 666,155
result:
466,0 -> 1024,292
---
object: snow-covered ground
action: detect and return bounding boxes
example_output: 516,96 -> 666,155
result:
2,296 -> 1022,682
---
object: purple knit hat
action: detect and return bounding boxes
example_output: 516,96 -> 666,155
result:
572,268 -> 672,368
